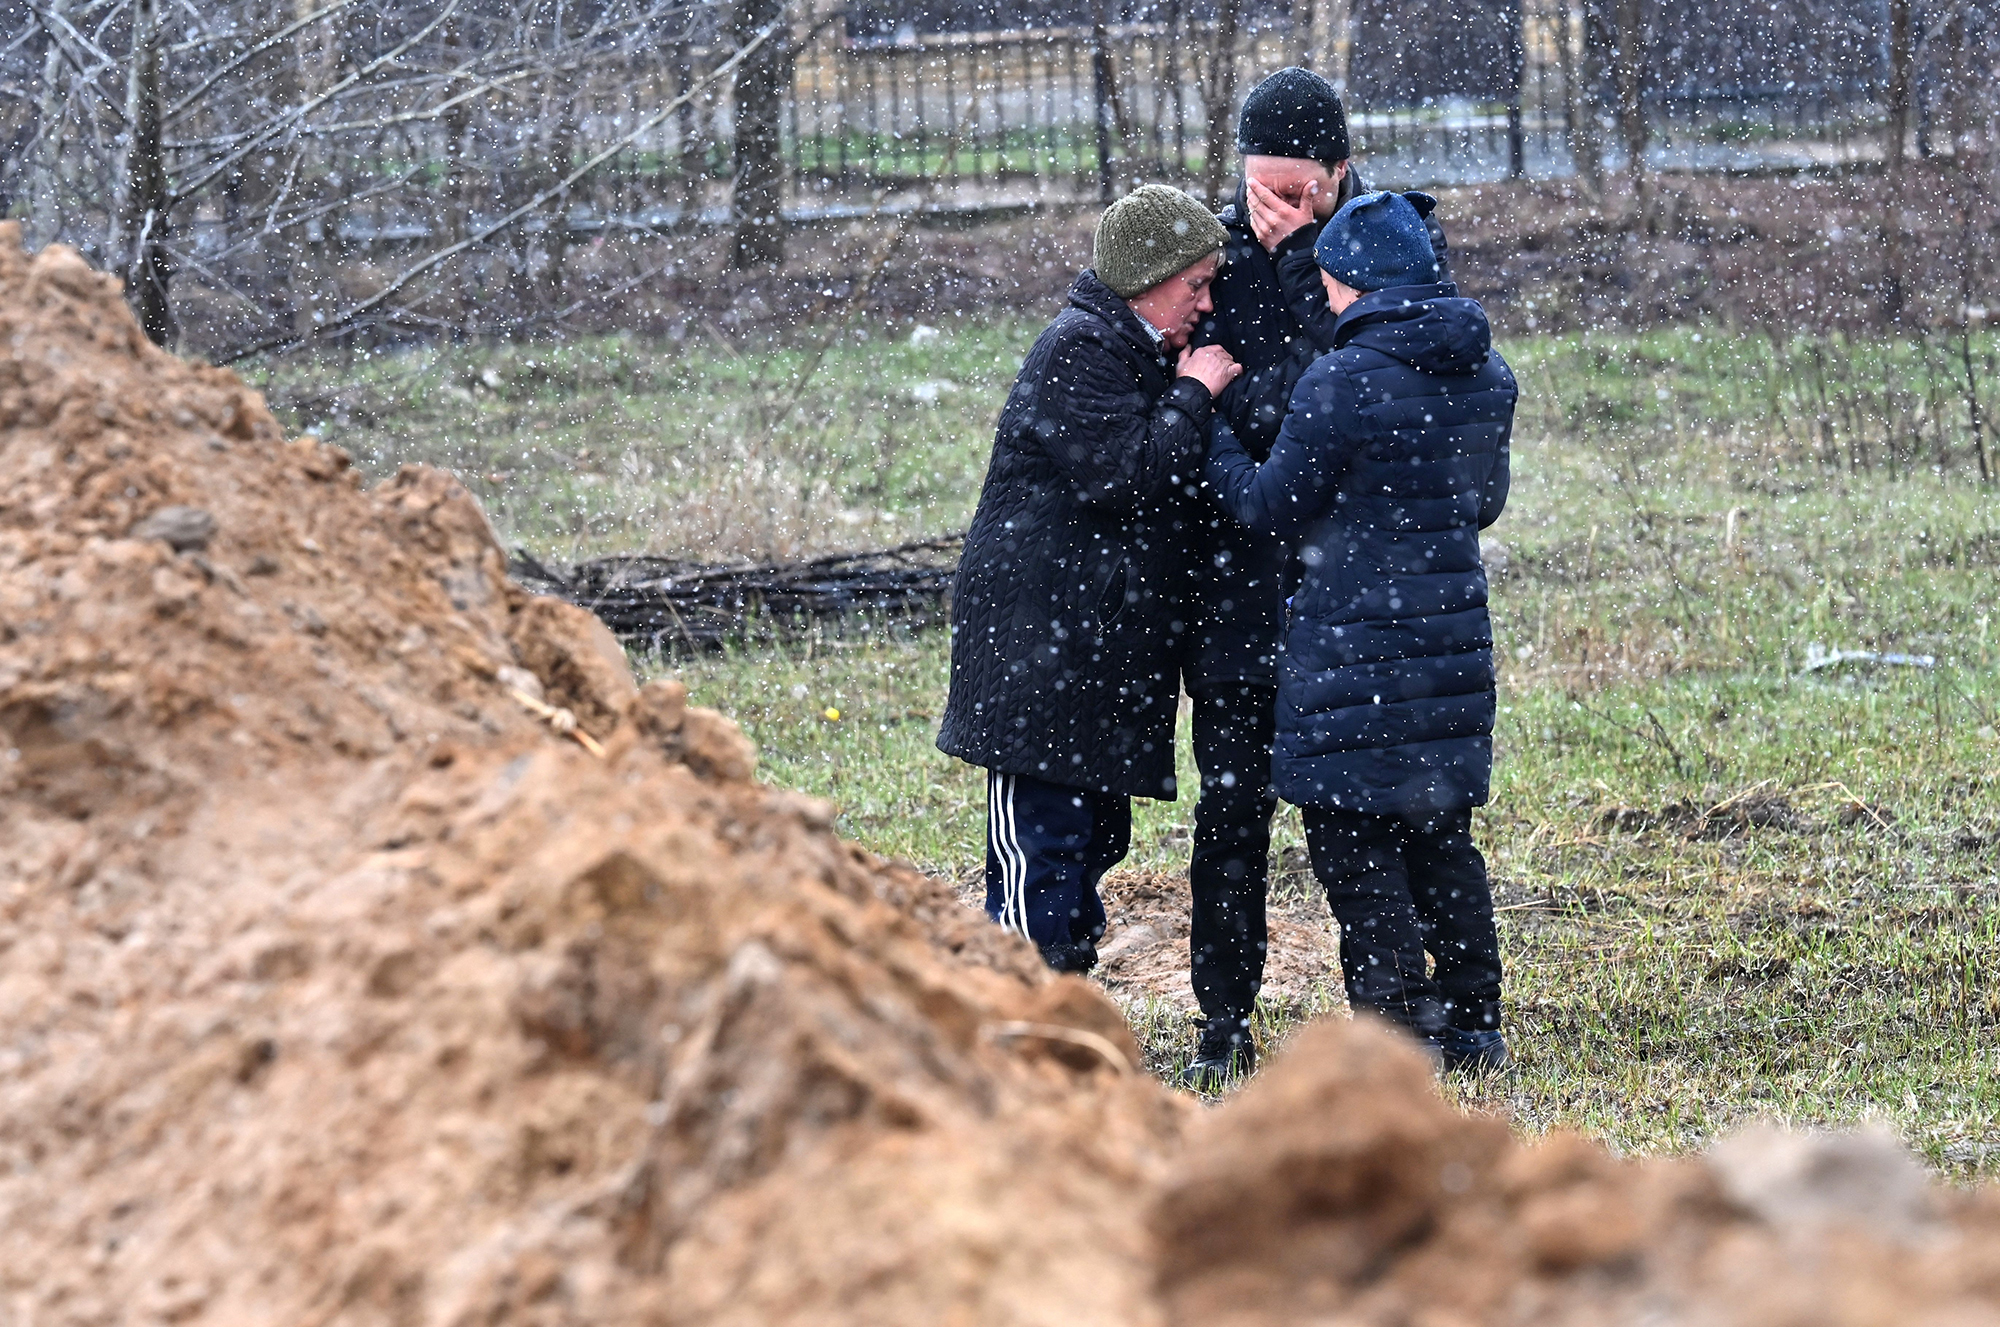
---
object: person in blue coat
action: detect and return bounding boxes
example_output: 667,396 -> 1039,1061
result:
1204,189 -> 1518,1071
1179,67 -> 1451,1091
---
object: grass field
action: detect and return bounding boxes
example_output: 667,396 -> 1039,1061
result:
262,319 -> 2000,1171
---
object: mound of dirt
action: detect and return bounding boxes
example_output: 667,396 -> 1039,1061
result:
9,224 -> 2000,1327
1157,1018 -> 2000,1327
0,221 -> 1182,1325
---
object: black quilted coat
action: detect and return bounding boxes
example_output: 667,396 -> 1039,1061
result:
1186,174 -> 1448,690
937,271 -> 1212,799
1204,284 -> 1515,818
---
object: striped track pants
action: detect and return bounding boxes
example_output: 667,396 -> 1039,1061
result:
983,769 -> 1127,951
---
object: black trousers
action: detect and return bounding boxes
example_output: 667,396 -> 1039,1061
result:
1187,683 -> 1279,1022
1300,806 -> 1502,1037
983,769 -> 1128,952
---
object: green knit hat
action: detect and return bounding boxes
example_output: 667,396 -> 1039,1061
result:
1093,184 -> 1229,299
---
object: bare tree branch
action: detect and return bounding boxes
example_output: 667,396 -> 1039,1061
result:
215,18 -> 779,364
163,0 -> 357,123
168,0 -> 464,205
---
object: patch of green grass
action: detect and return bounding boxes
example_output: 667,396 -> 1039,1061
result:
664,600 -> 2000,1165
254,318 -> 1045,561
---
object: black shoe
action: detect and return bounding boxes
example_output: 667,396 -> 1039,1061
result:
1180,1014 -> 1257,1091
1440,1027 -> 1510,1074
1037,938 -> 1099,974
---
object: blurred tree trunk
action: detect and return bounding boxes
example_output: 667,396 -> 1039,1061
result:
1503,0 -> 1525,178
1091,0 -> 1117,202
732,0 -> 786,268
543,103 -> 578,312
441,12 -> 477,325
1568,0 -> 1616,201
1289,0 -> 1317,69
1199,0 -> 1246,208
288,0 -> 336,344
1322,0 -> 1351,91
1886,0 -> 1915,178
673,42 -> 706,223
21,0 -> 70,250
1884,0 -> 1915,323
1611,0 -> 1647,213
112,0 -> 175,346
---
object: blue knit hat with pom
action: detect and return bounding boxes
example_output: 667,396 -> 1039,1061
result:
1314,190 -> 1441,292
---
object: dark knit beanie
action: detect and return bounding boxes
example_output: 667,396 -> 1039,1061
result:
1093,184 -> 1230,299
1236,67 -> 1350,167
1314,190 -> 1441,291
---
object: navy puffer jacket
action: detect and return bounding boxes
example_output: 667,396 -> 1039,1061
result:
938,271 -> 1210,799
1204,283 -> 1515,818
1184,175 -> 1448,690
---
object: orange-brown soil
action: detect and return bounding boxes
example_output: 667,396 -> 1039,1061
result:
8,223 -> 2000,1327
1095,871 -> 1339,1016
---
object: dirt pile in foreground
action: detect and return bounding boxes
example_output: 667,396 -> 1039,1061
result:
1158,1022 -> 2000,1327
0,221 -> 1180,1325
7,224 -> 2000,1327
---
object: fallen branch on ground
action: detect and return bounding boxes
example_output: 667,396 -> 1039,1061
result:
511,534 -> 964,654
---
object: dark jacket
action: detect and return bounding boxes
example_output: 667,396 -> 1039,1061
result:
1204,283 -> 1515,819
1184,171 -> 1449,690
938,271 -> 1211,800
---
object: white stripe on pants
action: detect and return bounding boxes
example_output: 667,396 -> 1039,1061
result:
990,770 -> 1029,937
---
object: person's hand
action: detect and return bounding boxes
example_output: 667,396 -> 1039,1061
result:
1246,176 -> 1318,254
1177,344 -> 1241,398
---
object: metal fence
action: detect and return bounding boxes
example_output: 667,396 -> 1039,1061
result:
14,0 -> 1990,356
639,0 -> 1954,218
182,2 -> 1992,260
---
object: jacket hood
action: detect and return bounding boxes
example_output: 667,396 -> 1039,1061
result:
1072,269 -> 1168,360
1331,282 -> 1491,374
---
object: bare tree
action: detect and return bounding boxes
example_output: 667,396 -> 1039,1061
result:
110,0 -> 171,343
731,0 -> 785,266
1288,0 -> 1317,70
1089,0 -> 1116,202
1611,0 -> 1646,209
4,0 -> 768,354
1571,0 -> 1611,200
1196,0 -> 1245,208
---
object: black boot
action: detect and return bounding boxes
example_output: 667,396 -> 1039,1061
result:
1440,1026 -> 1510,1074
1180,1012 -> 1256,1091
1037,937 -> 1099,974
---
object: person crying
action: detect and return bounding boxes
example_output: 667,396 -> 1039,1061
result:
1204,189 -> 1517,1073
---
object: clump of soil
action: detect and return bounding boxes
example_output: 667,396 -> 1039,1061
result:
1596,791 -> 1806,839
1156,1018 -> 2000,1327
11,224 -> 2000,1327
